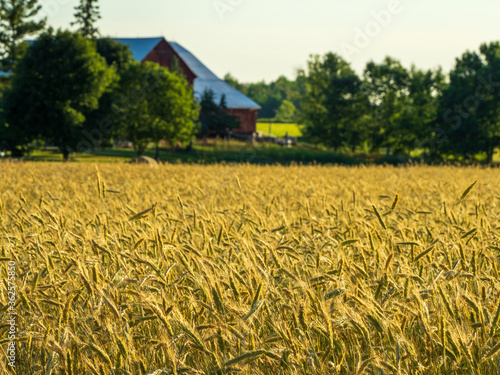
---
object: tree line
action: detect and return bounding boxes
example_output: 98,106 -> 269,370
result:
225,45 -> 500,163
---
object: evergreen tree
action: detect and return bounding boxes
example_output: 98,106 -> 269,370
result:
199,89 -> 240,137
72,0 -> 100,38
0,0 -> 46,72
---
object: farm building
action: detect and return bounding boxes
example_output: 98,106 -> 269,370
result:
115,37 -> 260,134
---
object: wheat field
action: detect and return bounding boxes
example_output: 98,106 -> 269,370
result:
1,163 -> 500,374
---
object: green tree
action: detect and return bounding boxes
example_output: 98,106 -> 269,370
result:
437,43 -> 500,163
114,61 -> 199,157
302,53 -> 367,152
199,88 -> 240,137
401,66 -> 444,157
274,100 -> 296,123
0,0 -> 46,72
2,29 -> 114,160
362,58 -> 445,157
81,38 -> 133,149
245,81 -> 279,118
96,38 -> 132,71
72,0 -> 100,38
0,72 -> 28,154
362,57 -> 410,154
478,42 -> 500,162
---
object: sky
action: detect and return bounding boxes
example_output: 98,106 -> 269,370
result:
41,0 -> 500,83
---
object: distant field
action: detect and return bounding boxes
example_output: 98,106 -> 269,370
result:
256,122 -> 303,137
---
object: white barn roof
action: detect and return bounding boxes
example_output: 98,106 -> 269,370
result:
115,37 -> 260,110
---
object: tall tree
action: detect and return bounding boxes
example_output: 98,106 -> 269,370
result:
0,0 -> 46,72
2,30 -> 114,160
72,0 -> 100,38
437,43 -> 500,163
81,38 -> 133,149
301,53 -> 367,152
478,42 -> 500,162
113,61 -> 199,157
401,66 -> 444,157
362,57 -> 410,154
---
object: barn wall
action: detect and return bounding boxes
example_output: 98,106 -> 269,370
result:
142,40 -> 197,85
227,108 -> 258,134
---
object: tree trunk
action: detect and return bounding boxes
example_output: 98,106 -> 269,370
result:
155,142 -> 160,161
134,142 -> 145,157
486,147 -> 494,164
62,148 -> 70,162
10,147 -> 24,158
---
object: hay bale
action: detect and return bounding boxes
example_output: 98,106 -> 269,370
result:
129,156 -> 158,165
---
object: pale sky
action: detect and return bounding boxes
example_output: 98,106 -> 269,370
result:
41,0 -> 500,82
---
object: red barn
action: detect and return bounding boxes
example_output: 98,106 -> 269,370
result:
115,37 -> 260,134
